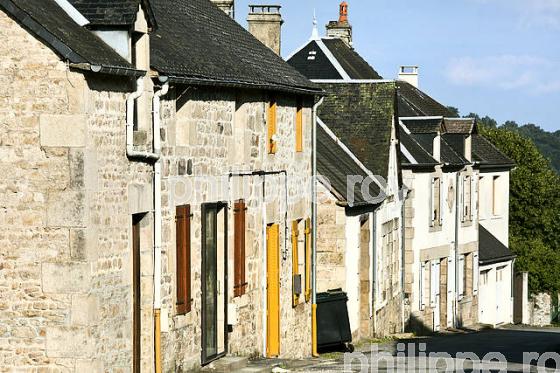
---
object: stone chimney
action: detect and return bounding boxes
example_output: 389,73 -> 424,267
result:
247,5 -> 283,55
398,66 -> 419,88
210,0 -> 235,18
326,1 -> 352,47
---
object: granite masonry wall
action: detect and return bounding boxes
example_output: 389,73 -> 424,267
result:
157,87 -> 314,371
0,10 -> 153,372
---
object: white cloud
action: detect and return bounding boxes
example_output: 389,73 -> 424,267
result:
444,55 -> 560,94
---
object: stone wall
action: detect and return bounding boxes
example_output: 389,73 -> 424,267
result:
157,87 -> 314,371
0,10 -> 153,372
530,293 -> 552,327
316,185 -> 346,292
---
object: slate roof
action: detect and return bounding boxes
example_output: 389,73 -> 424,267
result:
321,38 -> 383,79
287,38 -> 382,81
68,0 -> 156,28
317,123 -> 383,207
479,224 -> 516,265
472,134 -> 515,169
0,0 -> 141,76
401,118 -> 443,134
397,81 -> 456,117
411,133 -> 468,167
149,0 -> 320,95
443,118 -> 475,134
317,82 -> 396,179
399,129 -> 438,169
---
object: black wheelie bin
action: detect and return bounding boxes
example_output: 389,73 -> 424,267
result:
316,289 -> 354,352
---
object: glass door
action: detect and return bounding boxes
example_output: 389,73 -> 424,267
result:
201,203 -> 228,365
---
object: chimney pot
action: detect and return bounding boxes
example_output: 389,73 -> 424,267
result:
326,1 -> 353,47
247,4 -> 283,55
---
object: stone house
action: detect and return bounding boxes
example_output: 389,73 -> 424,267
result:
287,9 -> 406,338
0,0 -> 322,371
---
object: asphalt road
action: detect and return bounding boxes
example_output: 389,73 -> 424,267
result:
299,326 -> 560,372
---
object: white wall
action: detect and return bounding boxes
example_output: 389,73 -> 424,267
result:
478,171 -> 510,245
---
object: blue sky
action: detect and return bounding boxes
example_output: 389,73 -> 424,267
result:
236,0 -> 560,132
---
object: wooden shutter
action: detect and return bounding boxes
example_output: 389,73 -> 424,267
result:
267,98 -> 277,154
234,200 -> 247,297
176,205 -> 191,315
291,220 -> 300,307
295,99 -> 303,153
304,218 -> 311,302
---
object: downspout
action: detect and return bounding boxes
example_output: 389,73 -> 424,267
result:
370,209 -> 377,334
152,80 -> 169,373
453,171 -> 460,328
400,187 -> 409,332
311,97 -> 324,357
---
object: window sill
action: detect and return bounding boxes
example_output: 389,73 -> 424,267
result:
461,220 -> 473,228
429,224 -> 443,233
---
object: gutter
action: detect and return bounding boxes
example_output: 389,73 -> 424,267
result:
165,75 -> 323,96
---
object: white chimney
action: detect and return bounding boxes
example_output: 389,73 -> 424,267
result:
398,66 -> 419,88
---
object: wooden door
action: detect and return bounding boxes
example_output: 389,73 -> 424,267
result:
266,224 -> 280,357
132,216 -> 141,373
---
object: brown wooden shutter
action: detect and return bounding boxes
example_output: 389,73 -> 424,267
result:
176,205 -> 191,314
234,200 -> 247,297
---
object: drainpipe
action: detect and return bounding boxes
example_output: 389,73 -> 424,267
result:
311,96 -> 324,357
453,172 -> 460,328
153,80 -> 169,373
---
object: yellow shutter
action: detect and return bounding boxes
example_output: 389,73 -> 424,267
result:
266,224 -> 280,357
292,220 -> 299,307
267,99 -> 277,154
295,101 -> 303,153
305,218 -> 312,303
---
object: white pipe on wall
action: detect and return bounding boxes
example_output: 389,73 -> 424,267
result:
153,81 -> 169,310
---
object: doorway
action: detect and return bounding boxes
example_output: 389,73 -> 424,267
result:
266,224 -> 280,357
201,203 -> 228,365
132,215 -> 142,373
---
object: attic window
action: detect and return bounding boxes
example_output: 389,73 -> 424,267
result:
307,51 -> 317,60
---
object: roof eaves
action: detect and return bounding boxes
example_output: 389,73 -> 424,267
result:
166,75 -> 323,95
312,79 -> 394,84
1,0 -> 143,78
480,254 -> 517,266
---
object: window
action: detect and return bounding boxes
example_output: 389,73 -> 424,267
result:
478,176 -> 484,219
233,200 -> 247,297
295,99 -> 303,153
176,205 -> 191,314
492,176 -> 500,215
304,218 -> 311,302
267,97 -> 277,154
430,177 -> 441,226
